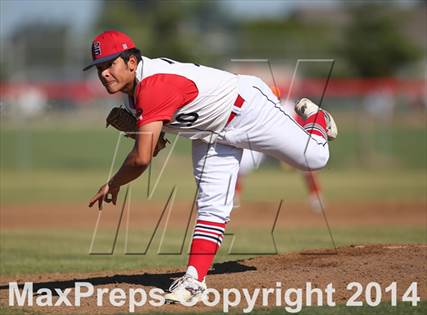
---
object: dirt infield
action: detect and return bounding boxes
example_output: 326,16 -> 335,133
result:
2,200 -> 426,229
1,244 -> 426,314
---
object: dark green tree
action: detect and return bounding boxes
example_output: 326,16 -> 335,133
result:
341,4 -> 422,77
95,0 -> 224,64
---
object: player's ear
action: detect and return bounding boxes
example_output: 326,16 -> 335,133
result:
128,56 -> 137,72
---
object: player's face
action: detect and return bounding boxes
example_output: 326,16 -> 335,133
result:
96,57 -> 135,94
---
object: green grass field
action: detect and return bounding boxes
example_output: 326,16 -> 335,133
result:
1,120 -> 426,172
1,168 -> 426,205
1,116 -> 426,314
1,225 -> 425,276
1,119 -> 426,275
1,119 -> 426,205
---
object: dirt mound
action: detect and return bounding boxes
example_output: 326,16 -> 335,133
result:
1,244 -> 426,314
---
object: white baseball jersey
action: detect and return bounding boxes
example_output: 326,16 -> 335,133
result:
124,56 -> 238,142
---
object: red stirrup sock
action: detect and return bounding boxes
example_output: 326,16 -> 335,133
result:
186,220 -> 226,281
302,111 -> 328,140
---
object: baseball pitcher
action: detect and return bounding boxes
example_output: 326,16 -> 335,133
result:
85,30 -> 338,305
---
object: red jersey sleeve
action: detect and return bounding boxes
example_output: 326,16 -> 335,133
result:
134,74 -> 198,127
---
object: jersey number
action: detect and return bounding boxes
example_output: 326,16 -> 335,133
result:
175,112 -> 199,127
161,58 -> 200,127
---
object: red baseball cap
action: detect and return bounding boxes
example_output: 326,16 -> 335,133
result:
83,30 -> 136,71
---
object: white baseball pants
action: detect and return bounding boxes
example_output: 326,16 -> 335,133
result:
192,75 -> 329,223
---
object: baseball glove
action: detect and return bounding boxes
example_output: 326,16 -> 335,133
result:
106,106 -> 169,157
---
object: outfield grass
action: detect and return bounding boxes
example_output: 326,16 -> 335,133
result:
1,120 -> 426,206
1,168 -> 426,205
1,122 -> 426,171
1,226 -> 425,276
1,117 -> 426,315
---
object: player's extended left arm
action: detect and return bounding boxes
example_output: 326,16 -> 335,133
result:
88,121 -> 163,210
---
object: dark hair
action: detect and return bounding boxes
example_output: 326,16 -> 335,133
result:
120,48 -> 142,63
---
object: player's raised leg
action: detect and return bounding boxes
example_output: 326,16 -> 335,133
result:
220,75 -> 338,171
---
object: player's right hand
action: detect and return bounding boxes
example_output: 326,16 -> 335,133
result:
88,183 -> 120,210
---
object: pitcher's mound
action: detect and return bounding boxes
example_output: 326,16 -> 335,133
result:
1,244 -> 426,314
210,243 -> 427,302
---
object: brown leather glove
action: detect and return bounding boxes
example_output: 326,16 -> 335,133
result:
106,106 -> 138,137
106,106 -> 169,156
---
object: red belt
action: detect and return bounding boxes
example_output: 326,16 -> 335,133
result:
226,94 -> 245,125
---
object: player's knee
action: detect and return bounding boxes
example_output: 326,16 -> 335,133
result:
305,150 -> 329,170
293,149 -> 329,171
